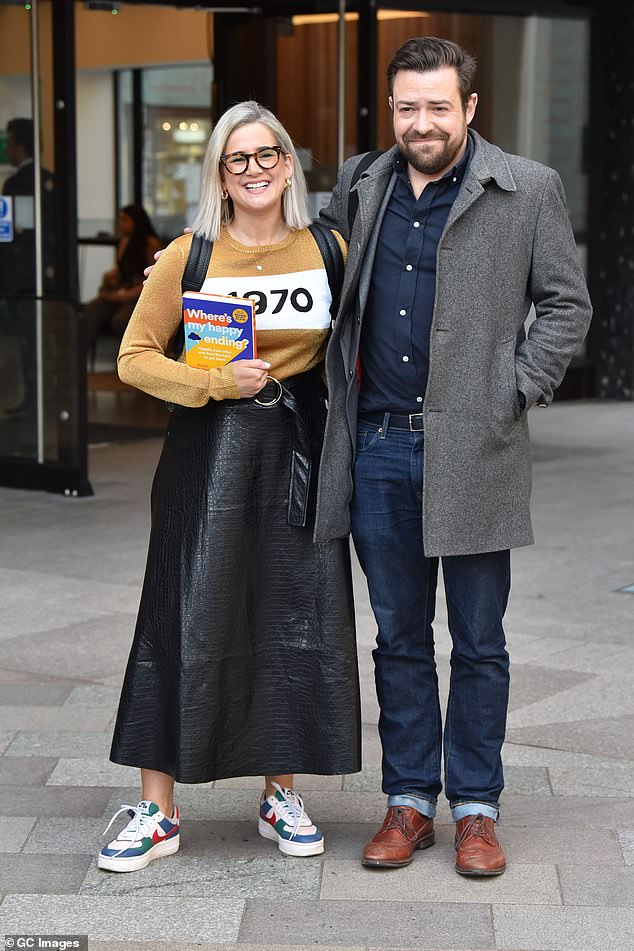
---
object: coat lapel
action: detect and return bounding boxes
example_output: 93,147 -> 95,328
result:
338,148 -> 397,315
334,132 -> 517,347
444,130 -> 517,235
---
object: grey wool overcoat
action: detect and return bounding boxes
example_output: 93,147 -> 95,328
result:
313,130 -> 592,557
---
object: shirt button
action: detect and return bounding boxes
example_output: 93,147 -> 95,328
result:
402,356 -> 409,362
413,221 -> 420,228
405,264 -> 413,271
400,309 -> 407,316
349,370 -> 354,379
416,396 -> 423,403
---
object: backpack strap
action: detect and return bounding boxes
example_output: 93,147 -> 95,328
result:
181,232 -> 213,292
347,149 -> 383,237
308,221 -> 345,321
172,232 -> 213,358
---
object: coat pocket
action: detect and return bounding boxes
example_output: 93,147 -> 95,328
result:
494,337 -> 521,426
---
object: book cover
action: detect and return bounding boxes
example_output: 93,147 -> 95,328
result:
182,291 -> 257,370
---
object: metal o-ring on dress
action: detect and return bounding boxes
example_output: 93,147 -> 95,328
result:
254,375 -> 283,406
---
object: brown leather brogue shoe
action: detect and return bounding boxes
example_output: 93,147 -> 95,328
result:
362,806 -> 435,868
454,814 -> 506,876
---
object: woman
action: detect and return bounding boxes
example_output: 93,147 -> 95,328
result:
98,102 -> 360,872
85,204 -> 163,345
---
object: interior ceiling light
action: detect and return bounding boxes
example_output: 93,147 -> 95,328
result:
378,10 -> 431,19
292,11 -> 430,27
292,13 -> 358,25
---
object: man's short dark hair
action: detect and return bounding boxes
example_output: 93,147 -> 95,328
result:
7,118 -> 34,157
387,36 -> 477,106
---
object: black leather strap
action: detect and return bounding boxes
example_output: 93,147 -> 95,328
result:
173,233 -> 214,358
250,368 -> 325,528
347,149 -> 383,237
182,233 -> 213,292
308,221 -> 344,321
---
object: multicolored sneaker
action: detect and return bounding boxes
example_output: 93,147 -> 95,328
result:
98,800 -> 179,872
258,783 -> 324,856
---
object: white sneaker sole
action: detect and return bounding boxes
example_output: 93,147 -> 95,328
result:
258,817 -> 324,856
98,834 -> 180,872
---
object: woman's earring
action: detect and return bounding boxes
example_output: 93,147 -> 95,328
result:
285,178 -> 292,190
221,188 -> 229,200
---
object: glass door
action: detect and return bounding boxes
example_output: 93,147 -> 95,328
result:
373,4 -> 590,371
214,8 -> 358,217
0,0 -> 90,494
374,7 -> 589,244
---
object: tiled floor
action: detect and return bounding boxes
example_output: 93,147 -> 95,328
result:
1,400 -> 633,950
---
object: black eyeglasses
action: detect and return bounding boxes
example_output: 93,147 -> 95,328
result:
220,146 -> 283,175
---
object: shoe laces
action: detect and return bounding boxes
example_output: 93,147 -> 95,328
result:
384,807 -> 415,837
102,803 -> 157,856
270,782 -> 306,840
456,813 -> 496,847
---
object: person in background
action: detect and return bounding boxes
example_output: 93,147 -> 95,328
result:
84,204 -> 162,347
98,101 -> 360,873
1,116 -> 55,294
0,118 -> 55,419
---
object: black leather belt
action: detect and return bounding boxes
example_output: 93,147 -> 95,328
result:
359,411 -> 424,432
254,368 -> 324,529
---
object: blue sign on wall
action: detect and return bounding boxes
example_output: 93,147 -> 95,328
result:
0,196 -> 13,242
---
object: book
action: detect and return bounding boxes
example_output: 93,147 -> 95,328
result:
182,291 -> 257,370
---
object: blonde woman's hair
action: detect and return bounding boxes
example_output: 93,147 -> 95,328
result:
191,101 -> 312,240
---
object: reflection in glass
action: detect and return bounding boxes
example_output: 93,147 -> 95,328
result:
277,14 -> 359,212
141,64 -> 213,240
375,11 -> 588,237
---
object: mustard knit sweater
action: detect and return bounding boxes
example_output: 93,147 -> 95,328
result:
118,227 -> 346,407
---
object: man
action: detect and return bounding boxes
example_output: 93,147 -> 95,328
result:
1,118 -> 55,420
4,118 -> 39,194
313,36 -> 592,876
2,117 -> 55,294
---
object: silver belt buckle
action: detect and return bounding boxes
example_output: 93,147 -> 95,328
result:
408,413 -> 424,431
255,375 -> 283,407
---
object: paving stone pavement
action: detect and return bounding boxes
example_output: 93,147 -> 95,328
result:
0,401 -> 633,950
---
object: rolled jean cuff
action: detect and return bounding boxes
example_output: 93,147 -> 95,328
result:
387,794 -> 436,819
451,801 -> 499,823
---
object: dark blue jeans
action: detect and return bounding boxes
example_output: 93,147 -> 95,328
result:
351,418 -> 510,821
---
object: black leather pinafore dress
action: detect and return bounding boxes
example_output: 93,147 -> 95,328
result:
110,368 -> 361,782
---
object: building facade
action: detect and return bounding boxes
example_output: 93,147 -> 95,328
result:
0,0 -> 631,493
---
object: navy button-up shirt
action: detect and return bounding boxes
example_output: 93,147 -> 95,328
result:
358,133 -> 473,415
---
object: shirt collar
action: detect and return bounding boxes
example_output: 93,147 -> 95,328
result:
393,129 -> 474,186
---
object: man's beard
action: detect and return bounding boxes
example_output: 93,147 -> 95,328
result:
401,131 -> 464,176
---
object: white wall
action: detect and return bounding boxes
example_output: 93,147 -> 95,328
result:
76,70 -> 116,302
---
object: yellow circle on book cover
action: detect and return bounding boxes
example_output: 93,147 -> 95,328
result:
233,308 -> 249,323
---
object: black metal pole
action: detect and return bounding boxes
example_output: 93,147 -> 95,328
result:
590,0 -> 634,400
113,71 -> 121,215
52,0 -> 78,304
357,0 -> 378,153
132,68 -> 144,207
53,0 -> 92,496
